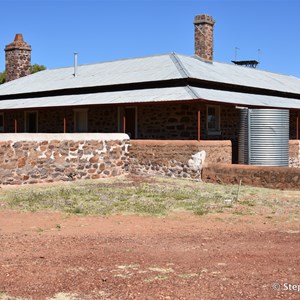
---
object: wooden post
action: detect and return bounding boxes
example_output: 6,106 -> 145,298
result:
197,110 -> 201,141
123,115 -> 126,133
14,118 -> 17,133
297,112 -> 299,140
63,116 -> 67,133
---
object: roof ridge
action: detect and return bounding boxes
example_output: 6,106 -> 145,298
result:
45,53 -> 177,71
169,53 -> 191,78
184,85 -> 199,99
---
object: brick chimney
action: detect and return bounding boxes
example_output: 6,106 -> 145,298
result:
5,34 -> 31,82
194,14 -> 215,62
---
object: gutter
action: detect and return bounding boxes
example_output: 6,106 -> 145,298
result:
0,77 -> 300,102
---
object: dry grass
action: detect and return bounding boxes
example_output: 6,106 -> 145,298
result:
0,175 -> 299,219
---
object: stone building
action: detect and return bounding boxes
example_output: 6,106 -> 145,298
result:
0,14 -> 300,164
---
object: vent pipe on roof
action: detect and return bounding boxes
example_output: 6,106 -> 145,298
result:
74,52 -> 78,77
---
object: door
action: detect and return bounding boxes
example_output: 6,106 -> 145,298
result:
124,107 -> 136,139
119,107 -> 137,139
25,111 -> 38,133
74,109 -> 88,132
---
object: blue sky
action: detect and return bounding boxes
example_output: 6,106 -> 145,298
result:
1,0 -> 300,77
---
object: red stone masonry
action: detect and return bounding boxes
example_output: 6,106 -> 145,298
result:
202,163 -> 300,190
289,140 -> 300,167
128,140 -> 231,180
5,34 -> 31,82
0,133 -> 129,185
194,14 -> 215,61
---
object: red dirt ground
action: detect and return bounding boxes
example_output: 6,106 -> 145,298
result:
0,210 -> 299,300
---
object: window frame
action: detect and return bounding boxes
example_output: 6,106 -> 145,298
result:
73,108 -> 88,133
206,105 -> 221,134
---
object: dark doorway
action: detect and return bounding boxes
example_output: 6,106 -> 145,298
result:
25,111 -> 38,133
124,107 -> 136,139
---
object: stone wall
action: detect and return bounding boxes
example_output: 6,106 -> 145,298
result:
3,103 -> 240,141
4,106 -> 118,133
1,133 -> 300,187
89,106 -> 118,133
289,140 -> 300,167
2,103 -> 241,162
138,103 -> 240,141
202,163 -> 300,190
0,133 -> 129,185
128,140 -> 231,179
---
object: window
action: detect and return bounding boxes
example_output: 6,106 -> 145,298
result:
206,105 -> 220,133
0,113 -> 4,132
25,111 -> 38,133
74,109 -> 88,132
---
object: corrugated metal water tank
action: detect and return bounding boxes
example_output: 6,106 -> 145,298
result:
238,108 -> 289,166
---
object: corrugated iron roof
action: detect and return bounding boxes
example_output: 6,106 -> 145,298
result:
190,87 -> 300,109
180,55 -> 300,94
0,54 -> 182,96
0,53 -> 300,97
0,86 -> 299,110
0,87 -> 195,110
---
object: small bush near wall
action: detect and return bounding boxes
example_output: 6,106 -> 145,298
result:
0,133 -> 129,185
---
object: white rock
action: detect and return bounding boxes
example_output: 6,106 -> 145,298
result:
188,150 -> 206,171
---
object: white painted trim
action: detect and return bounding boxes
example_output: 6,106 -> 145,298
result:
0,133 -> 129,142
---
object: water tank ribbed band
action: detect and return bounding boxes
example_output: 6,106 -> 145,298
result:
238,108 -> 289,167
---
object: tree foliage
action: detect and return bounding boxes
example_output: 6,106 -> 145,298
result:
0,71 -> 6,84
30,64 -> 46,74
